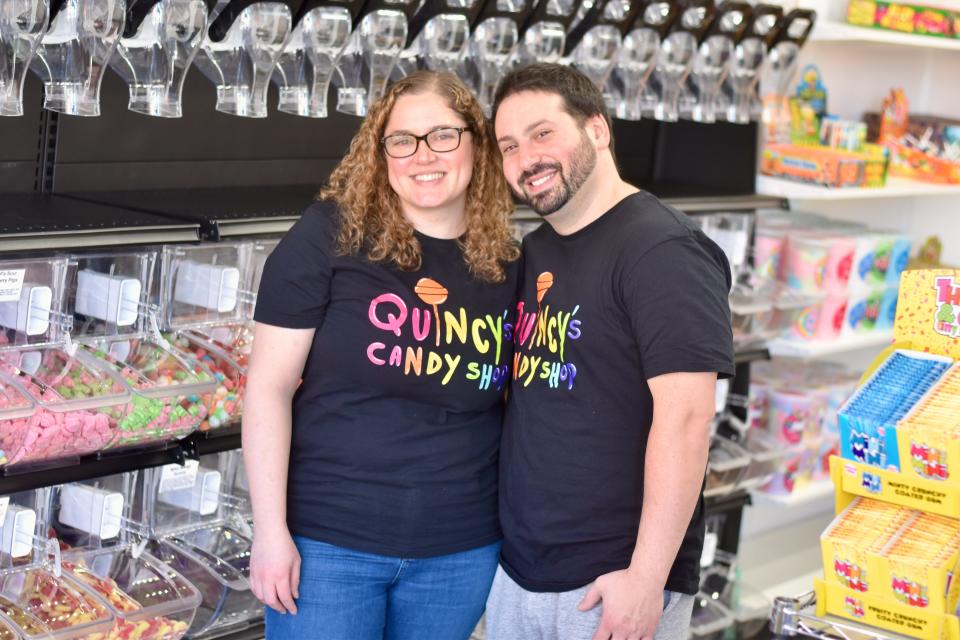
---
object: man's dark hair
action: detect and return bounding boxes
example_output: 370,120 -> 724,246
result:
492,63 -> 615,154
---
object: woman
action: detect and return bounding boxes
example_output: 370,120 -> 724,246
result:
243,70 -> 520,640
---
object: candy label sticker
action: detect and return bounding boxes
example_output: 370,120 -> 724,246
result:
700,532 -> 718,569
0,270 -> 25,302
0,496 -> 10,527
159,459 -> 200,493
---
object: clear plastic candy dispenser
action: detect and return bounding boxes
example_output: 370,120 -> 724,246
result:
29,0 -> 126,116
463,0 -> 533,115
272,0 -> 357,118
608,1 -> 674,121
44,476 -> 202,640
109,0 -> 211,118
393,0 -> 483,78
0,349 -> 130,469
0,0 -> 50,117
333,0 -> 415,117
760,8 -> 815,141
0,487 -> 117,640
724,3 -> 780,124
61,547 -> 201,640
195,0 -> 294,118
685,1 -> 748,124
565,0 -> 639,100
650,0 -> 712,122
78,338 -> 214,449
143,457 -> 257,636
516,0 -> 581,65
0,258 -> 68,348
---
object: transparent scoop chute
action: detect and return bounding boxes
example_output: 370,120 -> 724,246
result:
333,0 -> 414,117
517,0 -> 580,66
272,1 -> 356,118
564,0 -> 638,113
650,0 -> 711,122
194,0 -> 294,118
685,2 -> 748,123
29,0 -> 126,116
0,0 -> 49,116
461,0 -> 532,115
110,0 -> 210,118
393,0 -> 483,79
760,8 -> 814,140
607,0 -> 673,121
724,3 -> 780,124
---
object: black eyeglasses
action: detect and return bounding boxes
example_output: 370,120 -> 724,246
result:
381,127 -> 471,158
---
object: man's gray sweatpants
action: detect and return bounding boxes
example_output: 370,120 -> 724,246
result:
485,566 -> 696,640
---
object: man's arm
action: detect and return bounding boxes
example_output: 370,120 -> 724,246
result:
579,370 -> 716,640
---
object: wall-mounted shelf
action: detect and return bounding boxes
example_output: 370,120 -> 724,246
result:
0,195 -> 199,252
514,192 -> 788,222
757,175 -> 960,201
0,426 -> 241,495
768,331 -> 894,360
812,20 -> 960,52
65,186 -> 317,241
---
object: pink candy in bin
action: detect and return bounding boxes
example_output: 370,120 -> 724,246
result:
785,234 -> 829,294
0,348 -> 132,468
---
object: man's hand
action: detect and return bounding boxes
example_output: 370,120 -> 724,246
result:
577,567 -> 663,640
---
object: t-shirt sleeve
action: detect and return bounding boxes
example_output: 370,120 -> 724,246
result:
620,234 -> 735,381
253,203 -> 335,329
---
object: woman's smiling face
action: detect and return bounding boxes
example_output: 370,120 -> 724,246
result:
384,91 -> 474,221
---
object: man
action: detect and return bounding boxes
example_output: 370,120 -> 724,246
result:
487,63 -> 735,640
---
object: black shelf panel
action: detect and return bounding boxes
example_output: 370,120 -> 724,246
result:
735,346 -> 771,365
64,185 -> 318,241
0,427 -> 241,494
705,489 -> 752,514
0,195 -> 199,252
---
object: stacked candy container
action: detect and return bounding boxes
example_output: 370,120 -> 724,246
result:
167,333 -> 244,432
141,457 -> 258,636
755,212 -> 911,343
0,380 -> 37,468
60,547 -> 201,640
0,349 -> 131,469
0,565 -> 115,639
751,360 -> 860,494
79,339 -> 215,450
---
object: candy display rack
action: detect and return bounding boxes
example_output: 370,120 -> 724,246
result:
770,269 -> 960,640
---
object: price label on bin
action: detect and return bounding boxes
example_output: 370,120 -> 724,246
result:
0,270 -> 25,302
159,459 -> 200,493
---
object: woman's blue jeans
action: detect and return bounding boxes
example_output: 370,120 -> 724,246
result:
265,535 -> 501,640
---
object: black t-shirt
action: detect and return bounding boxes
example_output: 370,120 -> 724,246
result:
254,202 -> 520,558
499,192 -> 735,594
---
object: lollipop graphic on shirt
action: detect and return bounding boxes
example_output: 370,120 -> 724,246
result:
536,272 -> 554,308
416,277 -> 448,347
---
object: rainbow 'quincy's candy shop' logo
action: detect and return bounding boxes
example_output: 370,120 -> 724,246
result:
934,277 -> 960,338
911,441 -> 949,480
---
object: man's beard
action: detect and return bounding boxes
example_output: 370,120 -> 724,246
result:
514,132 -> 598,217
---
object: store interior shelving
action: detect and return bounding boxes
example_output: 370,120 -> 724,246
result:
811,19 -> 960,51
767,331 -> 895,360
756,175 -> 960,201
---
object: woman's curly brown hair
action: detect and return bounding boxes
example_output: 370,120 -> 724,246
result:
320,71 -> 519,283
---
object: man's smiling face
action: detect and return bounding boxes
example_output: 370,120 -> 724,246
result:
494,91 -> 598,217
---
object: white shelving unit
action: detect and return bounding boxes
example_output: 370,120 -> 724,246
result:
756,175 -> 960,201
767,331 -> 895,360
811,20 -> 960,51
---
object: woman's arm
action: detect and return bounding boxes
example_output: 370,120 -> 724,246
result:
243,322 -> 315,615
